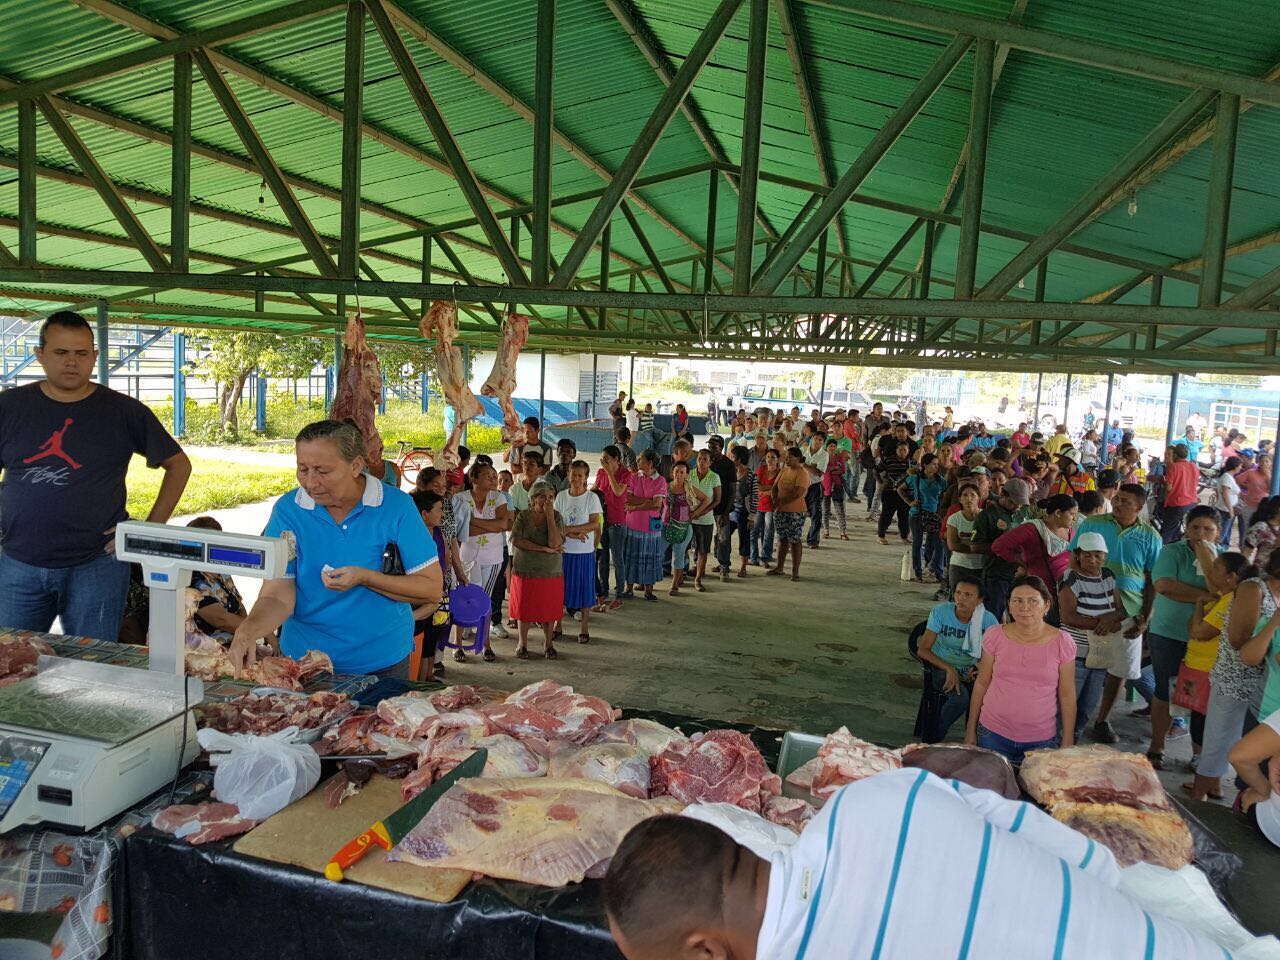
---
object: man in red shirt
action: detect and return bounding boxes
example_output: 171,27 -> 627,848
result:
1159,442 -> 1200,544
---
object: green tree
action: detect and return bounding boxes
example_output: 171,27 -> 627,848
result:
795,369 -> 816,388
190,332 -> 326,438
372,341 -> 433,389
843,366 -> 903,394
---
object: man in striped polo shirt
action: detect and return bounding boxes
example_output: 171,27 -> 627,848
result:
604,769 -> 1235,959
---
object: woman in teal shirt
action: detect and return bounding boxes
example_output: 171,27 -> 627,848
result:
1146,505 -> 1224,768
899,454 -> 947,583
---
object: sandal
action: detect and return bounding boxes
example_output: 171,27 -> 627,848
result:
578,633 -> 590,644
482,648 -> 496,662
608,599 -> 624,611
669,586 -> 679,596
545,647 -> 558,660
1180,781 -> 1225,801
695,580 -> 706,592
1145,751 -> 1164,770
790,574 -> 801,582
644,592 -> 658,602
877,537 -> 888,545
736,570 -> 748,578
515,647 -> 528,659
765,567 -> 782,576
453,649 -> 468,663
592,602 -> 608,614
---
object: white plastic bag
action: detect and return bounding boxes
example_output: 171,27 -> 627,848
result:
900,553 -> 913,581
680,802 -> 798,861
196,726 -> 321,821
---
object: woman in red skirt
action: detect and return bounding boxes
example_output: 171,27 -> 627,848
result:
509,479 -> 567,659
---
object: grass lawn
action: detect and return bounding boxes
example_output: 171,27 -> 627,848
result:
126,455 -> 297,519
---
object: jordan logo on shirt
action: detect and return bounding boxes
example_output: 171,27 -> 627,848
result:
22,418 -> 82,470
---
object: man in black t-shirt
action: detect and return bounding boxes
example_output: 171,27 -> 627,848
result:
0,312 -> 190,640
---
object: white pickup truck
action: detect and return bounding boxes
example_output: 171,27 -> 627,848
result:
725,383 -> 877,420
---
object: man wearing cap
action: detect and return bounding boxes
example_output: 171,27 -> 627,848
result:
1159,442 -> 1200,543
1070,483 -> 1160,744
970,476 -> 1033,622
1044,423 -> 1072,457
1051,446 -> 1096,497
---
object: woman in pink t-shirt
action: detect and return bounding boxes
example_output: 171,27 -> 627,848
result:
966,576 -> 1077,763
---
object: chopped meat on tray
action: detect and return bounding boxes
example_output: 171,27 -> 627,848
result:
650,730 -> 780,813
196,691 -> 354,737
0,634 -> 53,686
152,802 -> 258,845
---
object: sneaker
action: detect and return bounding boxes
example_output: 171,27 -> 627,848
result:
490,622 -> 510,640
720,570 -> 730,582
1167,724 -> 1190,741
1091,721 -> 1119,744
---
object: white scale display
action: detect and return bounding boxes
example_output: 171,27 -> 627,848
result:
0,522 -> 288,833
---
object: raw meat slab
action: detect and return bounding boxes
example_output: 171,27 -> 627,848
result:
234,773 -> 472,902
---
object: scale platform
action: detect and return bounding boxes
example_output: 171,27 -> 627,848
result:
0,657 -> 202,833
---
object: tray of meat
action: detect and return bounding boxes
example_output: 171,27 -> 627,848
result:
196,691 -> 356,743
779,728 -> 901,803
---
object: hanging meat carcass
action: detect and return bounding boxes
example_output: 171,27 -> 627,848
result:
420,300 -> 484,468
331,312 -> 386,478
480,313 -> 529,444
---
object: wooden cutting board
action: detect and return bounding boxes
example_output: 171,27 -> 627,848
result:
233,773 -> 472,903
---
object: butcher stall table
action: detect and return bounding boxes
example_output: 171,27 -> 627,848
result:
119,708 -> 1280,960
121,711 -> 772,960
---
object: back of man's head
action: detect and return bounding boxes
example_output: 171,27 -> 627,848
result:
604,815 -> 755,958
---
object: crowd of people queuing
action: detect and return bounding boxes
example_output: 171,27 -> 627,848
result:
406,395 -> 1280,832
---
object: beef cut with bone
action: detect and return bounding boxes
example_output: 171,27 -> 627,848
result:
330,312 -> 386,478
480,313 -> 529,444
420,300 -> 483,467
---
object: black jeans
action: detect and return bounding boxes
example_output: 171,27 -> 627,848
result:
1160,503 -> 1191,544
877,488 -> 910,540
982,573 -> 1013,624
805,483 -> 823,546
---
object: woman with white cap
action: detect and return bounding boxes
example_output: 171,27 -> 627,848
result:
1058,532 -> 1126,739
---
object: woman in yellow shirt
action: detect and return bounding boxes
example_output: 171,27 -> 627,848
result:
1185,553 -> 1262,801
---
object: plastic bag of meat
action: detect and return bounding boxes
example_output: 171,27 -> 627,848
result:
480,313 -> 530,444
196,727 -> 321,821
376,694 -> 441,739
1049,802 -> 1194,870
591,718 -> 686,756
808,728 -> 902,799
151,802 -> 259,845
650,730 -> 781,813
0,633 -> 53,687
548,740 -> 651,799
330,312 -> 386,478
899,744 -> 1020,800
483,680 -> 620,743
1019,746 -> 1172,812
388,778 -> 680,886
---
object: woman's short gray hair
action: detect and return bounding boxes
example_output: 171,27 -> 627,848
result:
296,420 -> 366,463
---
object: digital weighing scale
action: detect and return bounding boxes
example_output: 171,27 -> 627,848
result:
0,522 -> 289,833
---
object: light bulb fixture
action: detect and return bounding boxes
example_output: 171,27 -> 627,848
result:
1127,190 -> 1138,217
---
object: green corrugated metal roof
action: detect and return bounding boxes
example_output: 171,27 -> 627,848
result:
0,0 -> 1275,372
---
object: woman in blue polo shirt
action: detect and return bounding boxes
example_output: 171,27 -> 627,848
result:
228,421 -> 442,679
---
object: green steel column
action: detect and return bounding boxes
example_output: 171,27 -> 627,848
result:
1033,372 -> 1042,425
814,227 -> 828,297
17,100 -> 36,265
1165,374 -> 1181,448
598,221 -> 611,330
339,1 -> 365,279
818,364 -> 827,416
703,166 -> 718,294
532,0 -> 556,287
629,355 -> 635,397
917,220 -> 935,342
955,38 -> 993,298
170,53 -> 192,273
421,236 -> 431,316
539,349 -> 546,425
461,343 -> 471,445
96,300 -> 109,386
1198,93 -> 1240,307
733,0 -> 769,294
1100,373 -> 1114,466
1062,373 -> 1072,427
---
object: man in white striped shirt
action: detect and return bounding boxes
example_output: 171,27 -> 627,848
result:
605,768 -> 1233,960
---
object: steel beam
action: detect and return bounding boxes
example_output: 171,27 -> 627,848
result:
704,168 -> 718,295
339,1 -> 365,279
775,0 -> 847,254
193,51 -> 339,278
17,100 -> 36,265
955,38 -> 994,300
597,221 -> 610,331
365,0 -> 525,284
37,99 -> 169,272
11,267 -> 1280,338
170,53 -> 192,273
752,36 -> 973,294
0,0 -> 345,107
1225,248 -> 1280,305
532,0 -> 555,288
388,1 -> 723,279
1199,93 -> 1240,307
856,218 -> 925,297
620,203 -> 698,334
1164,373 -> 1181,447
605,0 -> 775,256
800,0 -> 1280,108
1100,373 -> 1114,465
733,0 -> 770,295
979,89 -> 1217,299
551,0 -> 743,288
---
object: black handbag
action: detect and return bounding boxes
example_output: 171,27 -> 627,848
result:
381,541 -> 405,576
